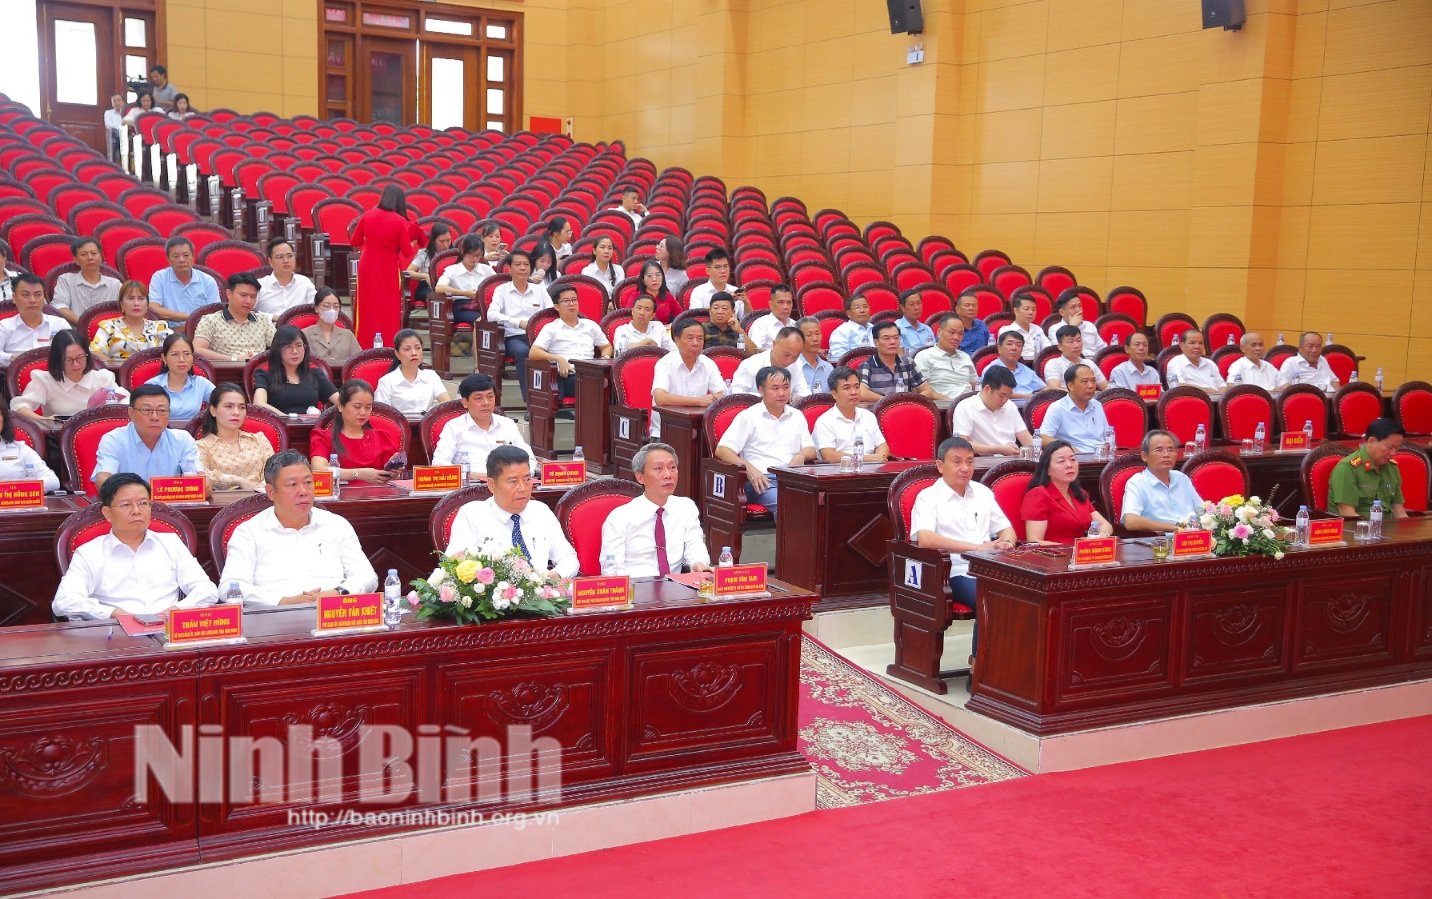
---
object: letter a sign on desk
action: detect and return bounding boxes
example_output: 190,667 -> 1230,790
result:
904,559 -> 922,589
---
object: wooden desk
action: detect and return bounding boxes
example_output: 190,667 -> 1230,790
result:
0,581 -> 813,893
964,518 -> 1432,735
0,483 -> 573,627
574,359 -> 614,474
651,404 -> 707,500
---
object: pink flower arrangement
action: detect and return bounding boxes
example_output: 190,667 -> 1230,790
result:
1231,523 -> 1253,540
407,590 -> 420,607
439,583 -> 457,603
476,567 -> 495,585
501,584 -> 519,602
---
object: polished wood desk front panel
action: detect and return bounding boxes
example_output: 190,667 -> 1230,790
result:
964,520 -> 1432,735
574,359 -> 615,473
0,582 -> 813,893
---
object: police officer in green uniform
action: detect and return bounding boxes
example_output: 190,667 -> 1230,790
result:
1327,418 -> 1407,519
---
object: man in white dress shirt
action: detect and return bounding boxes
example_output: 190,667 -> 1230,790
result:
53,473 -> 217,620
255,237 -> 317,315
1279,332 -> 1340,392
715,365 -> 815,516
827,294 -> 874,360
600,443 -> 709,576
485,248 -> 551,401
729,327 -> 812,398
909,436 -> 1017,657
1044,325 -> 1108,390
1165,329 -> 1225,392
0,274 -> 69,365
652,319 -> 725,409
444,446 -> 579,577
687,250 -> 743,316
431,373 -> 536,473
813,367 -> 889,463
1044,290 -> 1105,358
914,313 -> 977,400
951,366 -> 1034,456
1109,332 -> 1162,392
528,284 -> 611,402
220,451 -> 378,606
1227,332 -> 1286,390
610,184 -> 646,227
746,284 -> 798,352
997,294 -> 1050,363
612,295 -> 675,354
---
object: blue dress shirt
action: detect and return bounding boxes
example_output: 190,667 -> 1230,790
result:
1121,468 -> 1205,527
896,317 -> 935,353
828,321 -> 874,360
148,267 -> 220,315
960,319 -> 992,354
1037,395 -> 1109,453
94,424 -> 203,482
995,360 -> 1045,394
144,373 -> 217,420
799,354 -> 835,394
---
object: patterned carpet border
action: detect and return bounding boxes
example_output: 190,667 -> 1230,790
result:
798,636 -> 1028,809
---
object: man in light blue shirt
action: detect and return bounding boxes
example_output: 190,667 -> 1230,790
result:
991,331 -> 1044,396
797,317 -> 834,395
93,384 -> 203,490
828,295 -> 874,360
894,289 -> 935,354
1120,429 -> 1205,532
147,236 -> 219,322
1038,363 -> 1108,453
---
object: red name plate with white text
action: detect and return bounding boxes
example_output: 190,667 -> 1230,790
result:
315,592 -> 384,633
1136,384 -> 1163,400
1070,535 -> 1119,568
411,465 -> 463,493
0,479 -> 45,511
714,564 -> 769,597
570,576 -> 632,611
1308,518 -> 1345,545
1172,529 -> 1215,558
312,469 -> 335,499
1279,431 -> 1310,452
166,605 -> 244,647
541,460 -> 586,486
150,475 -> 207,504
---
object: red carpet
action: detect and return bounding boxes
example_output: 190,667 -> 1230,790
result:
797,637 -> 1025,807
344,715 -> 1432,898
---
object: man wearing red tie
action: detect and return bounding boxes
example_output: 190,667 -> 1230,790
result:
598,443 -> 710,576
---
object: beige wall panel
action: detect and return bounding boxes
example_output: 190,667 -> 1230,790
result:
970,161 -> 1040,215
1322,0 -> 1432,76
1302,268 -> 1414,334
1311,135 -> 1428,206
1110,152 -> 1195,211
1033,211 -> 1111,268
964,213 -> 1038,261
1121,0 -> 1199,42
1114,93 -> 1199,154
1046,0 -> 1122,53
978,56 -> 1047,112
1040,100 -> 1117,160
1315,66 -> 1432,141
978,1 -> 1051,62
1306,203 -> 1420,270
973,108 -> 1044,163
1107,211 -> 1192,268
1037,157 -> 1115,213
1276,205 -> 1312,269
1117,32 -> 1202,98
1043,45 -> 1121,106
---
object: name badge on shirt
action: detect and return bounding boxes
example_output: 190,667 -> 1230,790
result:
0,479 -> 44,511
165,605 -> 245,649
151,475 -> 207,505
570,576 -> 632,612
540,460 -> 585,486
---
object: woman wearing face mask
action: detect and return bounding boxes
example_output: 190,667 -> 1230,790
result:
374,329 -> 450,414
302,288 -> 362,367
194,382 -> 273,491
580,236 -> 625,300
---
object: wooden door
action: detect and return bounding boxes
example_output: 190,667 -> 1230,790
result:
420,43 -> 478,132
360,37 -> 415,125
38,1 -> 116,154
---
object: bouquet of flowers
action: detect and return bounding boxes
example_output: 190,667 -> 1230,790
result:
408,542 -> 571,623
1196,493 -> 1291,560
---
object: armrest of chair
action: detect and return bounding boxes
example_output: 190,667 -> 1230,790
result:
702,457 -> 748,508
473,320 -> 505,354
886,540 -> 956,626
610,404 -> 649,442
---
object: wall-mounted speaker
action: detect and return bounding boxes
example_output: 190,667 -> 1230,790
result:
887,0 -> 924,35
1201,0 -> 1246,31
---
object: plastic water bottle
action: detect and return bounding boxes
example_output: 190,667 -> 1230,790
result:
384,569 -> 402,627
852,435 -> 865,469
1168,372 -> 1180,389
1226,333 -> 1235,346
1369,500 -> 1383,540
1230,371 -> 1242,386
1171,333 -> 1180,347
1295,505 -> 1310,546
23,460 -> 36,482
106,387 -> 120,404
1375,368 -> 1385,392
1326,332 -> 1334,345
1104,428 -> 1117,459
573,445 -> 585,463
986,332 -> 995,346
329,453 -> 341,498
724,378 -> 733,393
1276,333 -> 1285,346
373,332 -> 384,349
1087,520 -> 1101,538
1194,423 -> 1207,452
1253,421 -> 1266,454
718,546 -> 735,567
602,549 -> 617,575
1350,370 -> 1359,383
1303,419 -> 1314,443
226,581 -> 242,605
453,449 -> 469,483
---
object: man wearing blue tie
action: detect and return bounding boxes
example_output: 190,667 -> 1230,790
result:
443,445 -> 579,578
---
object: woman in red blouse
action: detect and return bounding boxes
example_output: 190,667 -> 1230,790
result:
310,380 -> 401,484
1020,440 -> 1112,543
625,260 -> 683,324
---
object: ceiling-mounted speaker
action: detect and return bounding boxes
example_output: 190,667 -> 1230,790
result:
1202,0 -> 1246,30
887,0 -> 924,35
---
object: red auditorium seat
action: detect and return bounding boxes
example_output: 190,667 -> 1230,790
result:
1022,389 -> 1064,433
1096,388 -> 1148,449
1098,452 -> 1146,531
60,405 -> 132,497
1332,382 -> 1383,437
982,458 -> 1037,542
556,479 -> 646,576
21,234 -> 76,280
197,240 -> 266,280
1392,446 -> 1430,513
1277,384 -> 1329,439
1182,450 -> 1249,505
1301,443 -> 1351,514
1157,386 -> 1215,446
1393,381 -> 1432,434
1202,313 -> 1245,351
1218,385 -> 1276,443
1104,286 -> 1148,326
873,393 -> 940,460
118,346 -> 217,391
1155,312 -> 1198,349
700,394 -> 771,564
